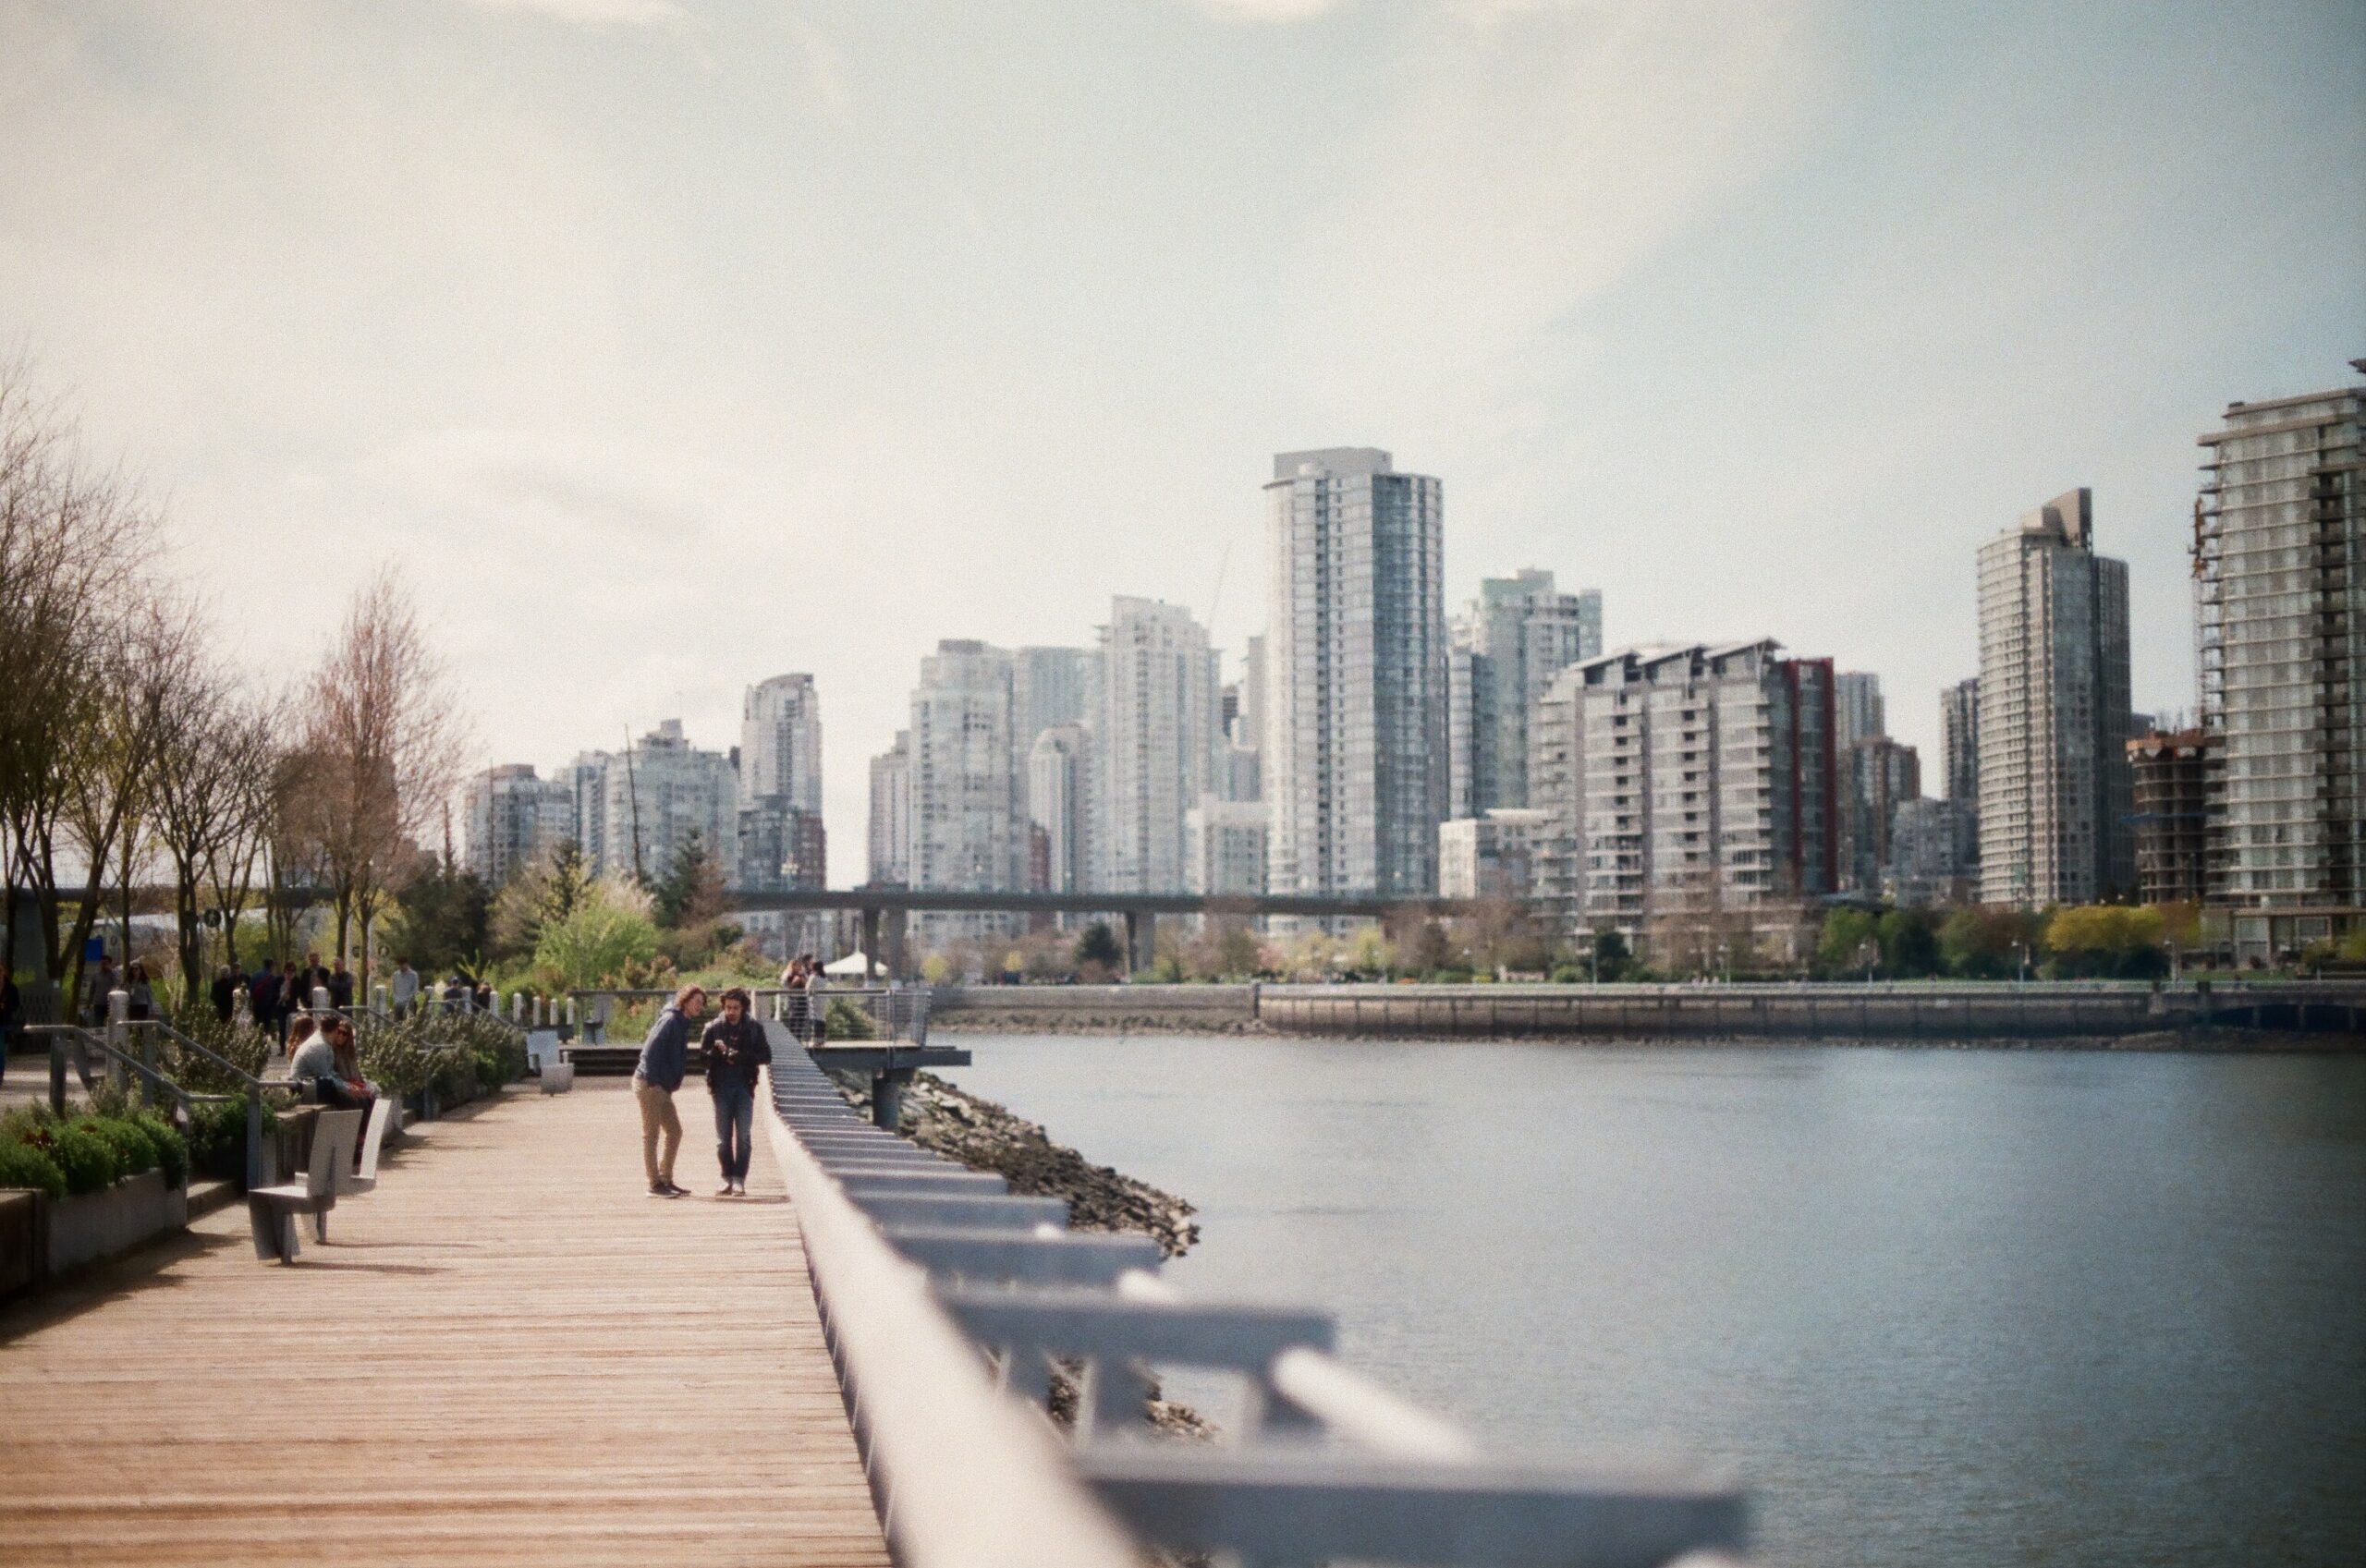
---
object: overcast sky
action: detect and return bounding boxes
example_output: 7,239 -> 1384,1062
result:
4,0 -> 2361,882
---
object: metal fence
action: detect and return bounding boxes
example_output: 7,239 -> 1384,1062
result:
761,1028 -> 1749,1567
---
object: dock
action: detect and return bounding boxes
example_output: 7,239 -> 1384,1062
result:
0,1079 -> 888,1568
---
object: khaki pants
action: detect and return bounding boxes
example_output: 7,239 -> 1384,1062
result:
635,1081 -> 682,1185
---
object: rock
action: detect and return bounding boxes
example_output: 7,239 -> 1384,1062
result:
827,1070 -> 1201,1258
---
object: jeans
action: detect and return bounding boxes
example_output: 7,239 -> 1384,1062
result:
712,1080 -> 754,1183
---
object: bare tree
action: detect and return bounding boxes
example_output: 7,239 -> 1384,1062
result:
0,359 -> 155,997
201,692 -> 288,975
300,569 -> 464,992
151,658 -> 278,996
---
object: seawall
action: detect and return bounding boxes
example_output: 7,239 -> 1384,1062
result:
922,982 -> 2365,1045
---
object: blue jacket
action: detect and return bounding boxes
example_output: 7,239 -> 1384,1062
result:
634,1005 -> 692,1091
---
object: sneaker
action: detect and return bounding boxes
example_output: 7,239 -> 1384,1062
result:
661,1180 -> 689,1197
716,1183 -> 736,1197
646,1183 -> 673,1198
731,1180 -> 747,1197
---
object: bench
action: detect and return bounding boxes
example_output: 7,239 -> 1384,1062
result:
539,1061 -> 576,1094
247,1109 -> 360,1264
335,1098 -> 395,1197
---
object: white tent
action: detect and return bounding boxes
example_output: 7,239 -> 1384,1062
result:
821,950 -> 876,978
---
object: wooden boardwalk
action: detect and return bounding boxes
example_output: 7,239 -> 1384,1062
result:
0,1080 -> 890,1567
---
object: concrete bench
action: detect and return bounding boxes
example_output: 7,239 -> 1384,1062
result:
247,1110 -> 360,1264
539,1061 -> 576,1094
335,1098 -> 395,1197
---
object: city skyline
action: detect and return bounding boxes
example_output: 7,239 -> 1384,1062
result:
2,3 -> 2359,872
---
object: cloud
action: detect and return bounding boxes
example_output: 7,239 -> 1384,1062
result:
456,0 -> 689,27
1275,2 -> 1826,431
1193,0 -> 1352,20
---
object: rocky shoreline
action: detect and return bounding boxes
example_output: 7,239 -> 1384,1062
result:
825,1069 -> 1200,1256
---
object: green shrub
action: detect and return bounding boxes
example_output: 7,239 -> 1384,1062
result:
47,1124 -> 120,1196
134,1111 -> 189,1189
186,1097 -> 279,1185
81,1116 -> 158,1180
0,1139 -> 67,1200
824,997 -> 876,1040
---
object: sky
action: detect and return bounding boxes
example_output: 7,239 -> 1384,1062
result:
3,0 -> 2361,883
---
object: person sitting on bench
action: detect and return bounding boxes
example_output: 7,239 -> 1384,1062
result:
292,1014 -> 376,1133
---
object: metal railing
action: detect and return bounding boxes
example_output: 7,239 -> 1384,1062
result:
567,986 -> 930,1049
27,998 -> 285,1189
762,1028 -> 1749,1567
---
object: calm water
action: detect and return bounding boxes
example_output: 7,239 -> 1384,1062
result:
939,1036 -> 2366,1567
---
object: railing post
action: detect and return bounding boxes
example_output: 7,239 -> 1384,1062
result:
372,984 -> 389,1017
49,1034 -> 66,1116
106,990 -> 130,1094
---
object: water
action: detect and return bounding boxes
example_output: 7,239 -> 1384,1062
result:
939,1036 -> 2366,1567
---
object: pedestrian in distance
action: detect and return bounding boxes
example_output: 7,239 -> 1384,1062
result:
800,954 -> 827,1046
82,954 -> 118,1027
210,964 -> 237,1024
632,983 -> 705,1198
327,958 -> 354,1011
125,961 -> 154,1022
250,959 -> 283,1039
390,956 -> 420,1019
702,986 -> 772,1197
779,955 -> 810,1043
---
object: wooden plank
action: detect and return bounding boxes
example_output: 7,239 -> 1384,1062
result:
0,1080 -> 889,1567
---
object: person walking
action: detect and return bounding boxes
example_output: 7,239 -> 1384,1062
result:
799,954 -> 828,1046
779,956 -> 810,1044
390,957 -> 420,1018
124,962 -> 154,1022
702,987 -> 771,1197
209,964 -> 237,1024
326,958 -> 354,1011
82,955 -> 119,1026
250,959 -> 283,1039
632,984 -> 704,1198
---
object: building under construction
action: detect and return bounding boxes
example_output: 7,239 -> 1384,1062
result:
2193,360 -> 2365,961
2127,729 -> 2216,906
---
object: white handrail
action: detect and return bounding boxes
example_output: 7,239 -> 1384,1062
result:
759,1072 -> 1139,1568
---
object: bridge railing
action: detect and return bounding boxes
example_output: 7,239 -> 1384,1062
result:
761,1030 -> 1750,1567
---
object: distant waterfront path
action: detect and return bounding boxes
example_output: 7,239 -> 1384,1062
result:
0,1082 -> 888,1568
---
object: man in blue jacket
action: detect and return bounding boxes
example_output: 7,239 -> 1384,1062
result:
632,983 -> 707,1197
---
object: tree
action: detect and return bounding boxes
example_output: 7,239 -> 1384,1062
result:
1591,928 -> 1631,981
301,568 -> 464,991
2044,905 -> 2167,979
384,857 -> 492,980
532,878 -> 660,991
1816,908 -> 1881,978
491,841 -> 595,960
1073,920 -> 1122,975
1940,906 -> 2043,978
653,827 -> 726,930
1875,909 -> 1940,978
149,660 -> 273,996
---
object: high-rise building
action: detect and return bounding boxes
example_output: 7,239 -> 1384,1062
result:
1438,808 -> 1552,901
736,799 -> 826,893
1096,597 -> 1222,893
583,720 -> 738,885
1264,447 -> 1447,900
1012,646 -> 1100,751
1834,672 -> 1886,756
2128,728 -> 2217,906
1446,570 -> 1603,819
1887,797 -> 1979,908
1026,723 -> 1095,894
1529,639 -> 1837,954
738,674 -> 823,813
907,640 -> 1023,895
2195,364 -> 2364,953
461,764 -> 575,885
1975,489 -> 2135,907
1939,677 -> 1980,804
1840,737 -> 1921,895
1183,796 -> 1268,897
866,731 -> 912,887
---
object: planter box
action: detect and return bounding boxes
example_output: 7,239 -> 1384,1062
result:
47,1169 -> 187,1275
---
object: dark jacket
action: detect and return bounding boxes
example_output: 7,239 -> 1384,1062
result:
210,976 -> 236,1022
634,1005 -> 693,1092
327,971 -> 355,1009
250,972 -> 282,1017
701,1015 -> 772,1096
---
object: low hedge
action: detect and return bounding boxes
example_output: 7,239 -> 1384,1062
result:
0,1139 -> 67,1201
45,1124 -> 117,1196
